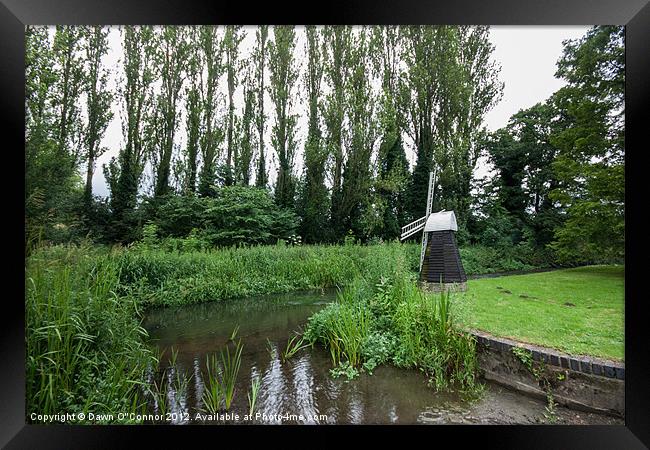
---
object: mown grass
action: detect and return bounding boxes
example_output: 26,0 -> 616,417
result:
454,265 -> 625,361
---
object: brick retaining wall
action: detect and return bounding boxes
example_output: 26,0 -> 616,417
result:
469,329 -> 625,417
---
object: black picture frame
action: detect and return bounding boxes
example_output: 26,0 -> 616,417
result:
5,0 -> 649,447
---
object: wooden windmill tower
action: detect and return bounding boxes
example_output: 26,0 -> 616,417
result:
400,171 -> 467,292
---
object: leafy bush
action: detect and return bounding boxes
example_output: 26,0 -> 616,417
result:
145,187 -> 299,249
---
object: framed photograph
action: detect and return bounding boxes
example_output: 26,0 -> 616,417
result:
6,0 -> 649,447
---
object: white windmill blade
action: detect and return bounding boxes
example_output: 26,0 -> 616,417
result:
400,216 -> 427,241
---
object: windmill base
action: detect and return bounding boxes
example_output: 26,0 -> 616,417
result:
419,281 -> 467,293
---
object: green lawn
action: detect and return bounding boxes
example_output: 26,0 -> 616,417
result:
453,265 -> 624,361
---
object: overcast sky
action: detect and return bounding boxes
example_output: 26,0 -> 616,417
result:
83,25 -> 591,198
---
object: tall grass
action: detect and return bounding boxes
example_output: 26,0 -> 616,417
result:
113,241 -> 413,307
201,353 -> 224,415
248,375 -> 261,416
281,333 -> 310,363
221,339 -> 244,410
26,245 -> 154,422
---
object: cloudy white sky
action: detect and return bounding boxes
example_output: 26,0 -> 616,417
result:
81,25 -> 591,198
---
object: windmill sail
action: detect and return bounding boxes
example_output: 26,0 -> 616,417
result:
400,171 -> 436,271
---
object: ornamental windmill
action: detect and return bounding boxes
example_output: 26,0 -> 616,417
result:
400,171 -> 467,292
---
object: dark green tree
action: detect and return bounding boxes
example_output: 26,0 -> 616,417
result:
152,26 -> 188,198
104,26 -> 157,242
254,25 -> 269,188
182,26 -> 202,194
549,26 -> 624,263
235,67 -> 256,186
322,26 -> 353,238
223,26 -> 244,186
400,26 -> 502,229
338,28 -> 378,240
197,26 -> 225,197
369,26 -> 410,240
52,26 -> 85,168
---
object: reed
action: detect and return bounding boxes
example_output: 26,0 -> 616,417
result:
281,333 -> 309,363
305,271 -> 481,393
221,339 -> 244,410
201,353 -> 224,415
25,246 -> 153,422
247,375 -> 261,416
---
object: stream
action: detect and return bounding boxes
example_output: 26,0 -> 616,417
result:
142,290 -> 622,425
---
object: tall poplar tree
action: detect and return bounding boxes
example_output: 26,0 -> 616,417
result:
25,26 -> 60,244
223,26 -> 244,186
322,26 -> 353,236
254,25 -> 269,188
268,26 -> 299,209
104,25 -> 157,241
81,26 -> 113,209
235,67 -> 256,186
338,28 -> 378,239
298,25 -> 329,243
52,26 -> 85,168
370,25 -> 410,240
152,26 -> 188,197
197,26 -> 225,197
183,26 -> 202,194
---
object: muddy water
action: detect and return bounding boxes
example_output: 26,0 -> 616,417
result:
142,290 -> 621,425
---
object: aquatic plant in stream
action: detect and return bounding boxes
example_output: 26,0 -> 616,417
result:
281,333 -> 310,363
305,272 -> 482,394
201,353 -> 224,415
149,369 -> 169,418
221,338 -> 244,410
248,375 -> 261,416
304,284 -> 371,376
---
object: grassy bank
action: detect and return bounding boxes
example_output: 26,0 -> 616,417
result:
454,265 -> 624,361
116,242 -> 414,307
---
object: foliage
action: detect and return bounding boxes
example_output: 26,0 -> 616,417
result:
269,26 -> 299,209
402,26 -> 503,227
25,26 -> 622,266
144,187 -> 298,248
298,26 -> 330,244
322,25 -> 353,241
114,241 -> 408,307
549,26 -> 625,263
200,334 -> 244,413
247,375 -> 261,416
196,26 -> 226,197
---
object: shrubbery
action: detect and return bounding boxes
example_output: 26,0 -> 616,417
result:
143,186 -> 299,248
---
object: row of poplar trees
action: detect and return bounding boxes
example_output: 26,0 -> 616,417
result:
25,25 -> 502,245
